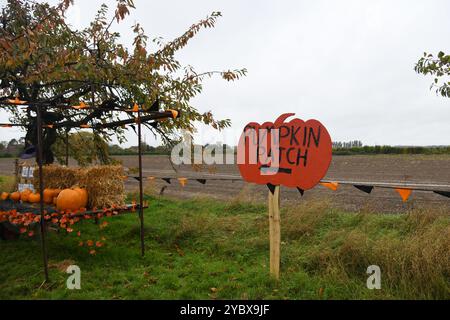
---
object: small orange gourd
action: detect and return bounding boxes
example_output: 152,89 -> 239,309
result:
10,191 -> 20,201
20,188 -> 32,202
43,189 -> 54,204
28,193 -> 41,203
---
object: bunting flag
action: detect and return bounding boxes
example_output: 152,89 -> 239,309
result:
296,187 -> 304,196
121,175 -> 128,180
395,188 -> 412,202
162,178 -> 171,184
320,182 -> 339,191
7,97 -> 27,104
433,190 -> 450,198
73,101 -> 87,109
1,124 -> 12,128
133,176 -> 141,181
267,183 -> 276,195
353,185 -> 374,194
196,179 -> 206,184
126,103 -> 139,112
147,176 -> 155,181
178,177 -> 188,187
80,124 -> 91,128
43,124 -> 54,128
167,109 -> 179,119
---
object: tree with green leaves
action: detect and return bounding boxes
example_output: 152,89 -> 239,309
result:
0,0 -> 246,164
415,51 -> 450,98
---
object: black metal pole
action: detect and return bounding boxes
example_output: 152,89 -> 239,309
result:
65,128 -> 69,166
137,110 -> 145,256
36,105 -> 49,282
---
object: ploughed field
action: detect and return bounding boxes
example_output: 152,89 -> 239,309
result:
0,154 -> 449,212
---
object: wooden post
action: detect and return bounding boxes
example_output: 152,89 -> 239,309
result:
268,185 -> 280,279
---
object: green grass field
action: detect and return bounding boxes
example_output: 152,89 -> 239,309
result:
0,195 -> 449,300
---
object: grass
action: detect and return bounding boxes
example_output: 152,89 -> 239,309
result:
0,195 -> 449,300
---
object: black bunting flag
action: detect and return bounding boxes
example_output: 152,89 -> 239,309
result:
267,183 -> 276,195
434,190 -> 450,198
162,178 -> 171,184
133,176 -> 141,181
296,187 -> 304,196
353,185 -> 374,194
196,179 -> 206,184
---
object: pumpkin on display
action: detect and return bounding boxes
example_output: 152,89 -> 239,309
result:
56,188 -> 83,211
1,192 -> 9,200
43,188 -> 54,204
237,113 -> 332,190
20,188 -> 32,202
10,191 -> 20,201
52,189 -> 62,197
73,187 -> 88,208
28,193 -> 41,203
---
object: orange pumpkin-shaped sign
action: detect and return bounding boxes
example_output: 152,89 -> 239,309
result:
237,113 -> 332,190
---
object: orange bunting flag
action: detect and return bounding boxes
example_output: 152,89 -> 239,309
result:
178,177 -> 188,187
43,124 -> 54,128
147,176 -> 155,181
1,124 -> 12,128
132,103 -> 139,112
395,188 -> 412,202
320,182 -> 339,191
80,124 -> 91,128
122,175 -> 128,180
167,109 -> 178,119
8,97 -> 27,104
73,101 -> 87,109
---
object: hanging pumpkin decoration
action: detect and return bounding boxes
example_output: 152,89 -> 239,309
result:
56,188 -> 82,211
237,113 -> 332,190
10,191 -> 20,201
28,193 -> 41,203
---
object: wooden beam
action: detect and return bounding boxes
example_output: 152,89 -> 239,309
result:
268,185 -> 281,279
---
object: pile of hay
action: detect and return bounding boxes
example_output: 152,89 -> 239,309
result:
33,164 -> 125,208
33,165 -> 77,190
77,165 -> 125,208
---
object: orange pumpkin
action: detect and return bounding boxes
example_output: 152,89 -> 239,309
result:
53,197 -> 57,205
28,193 -> 41,203
73,187 -> 88,208
1,192 -> 9,200
56,189 -> 82,211
20,188 -> 32,202
43,189 -> 54,204
10,191 -> 21,201
52,189 -> 62,197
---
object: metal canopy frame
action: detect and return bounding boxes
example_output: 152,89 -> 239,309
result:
0,100 -> 179,283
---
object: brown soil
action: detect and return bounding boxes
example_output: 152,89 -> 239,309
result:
1,154 -> 448,213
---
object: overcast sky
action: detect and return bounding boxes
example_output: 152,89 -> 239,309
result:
1,0 -> 449,147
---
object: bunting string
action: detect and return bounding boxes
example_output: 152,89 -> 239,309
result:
125,175 -> 450,202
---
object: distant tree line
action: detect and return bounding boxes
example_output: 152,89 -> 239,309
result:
332,141 -> 450,155
108,143 -> 171,156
